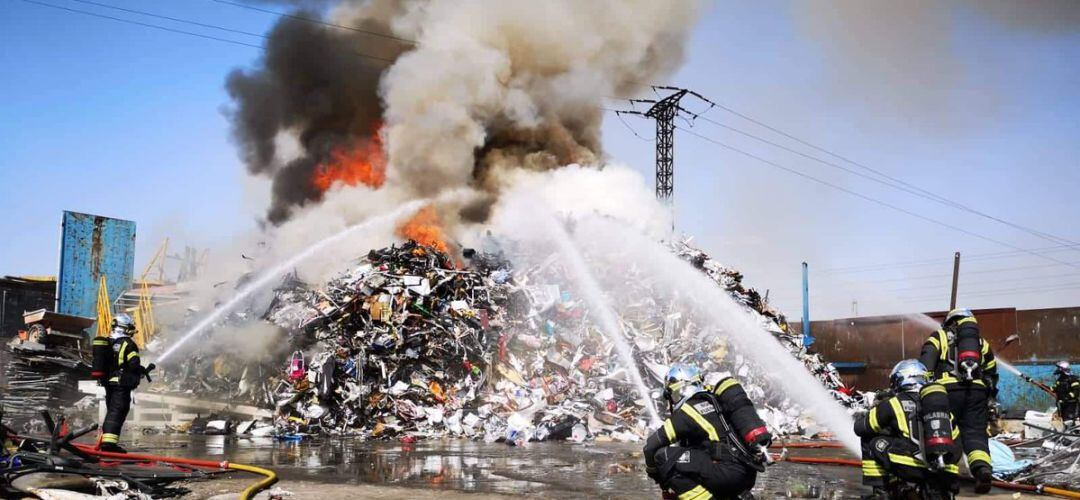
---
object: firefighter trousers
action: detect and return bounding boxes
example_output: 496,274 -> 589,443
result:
861,436 -> 958,492
102,385 -> 132,445
1059,401 -> 1079,423
654,446 -> 757,500
947,385 -> 991,473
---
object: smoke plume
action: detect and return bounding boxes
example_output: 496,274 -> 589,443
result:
224,3 -> 410,223
794,0 -> 1080,130
226,0 -> 701,225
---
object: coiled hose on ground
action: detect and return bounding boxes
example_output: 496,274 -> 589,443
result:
73,444 -> 278,500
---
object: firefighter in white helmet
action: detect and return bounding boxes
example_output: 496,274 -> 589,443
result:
97,313 -> 154,453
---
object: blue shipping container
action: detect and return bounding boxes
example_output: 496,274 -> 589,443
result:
56,211 -> 136,325
997,362 -> 1058,415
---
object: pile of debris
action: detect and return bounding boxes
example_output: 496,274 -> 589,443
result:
995,420 -> 1080,490
2,317 -> 91,428
669,241 -> 858,410
263,241 -> 494,438
242,237 -> 860,442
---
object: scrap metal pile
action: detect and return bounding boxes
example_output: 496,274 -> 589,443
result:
995,421 -> 1080,490
667,241 -> 859,410
246,237 -> 860,442
2,331 -> 89,428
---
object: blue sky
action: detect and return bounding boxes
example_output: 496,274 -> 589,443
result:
2,0 -> 1078,319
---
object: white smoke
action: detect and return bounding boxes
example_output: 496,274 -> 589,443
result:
257,0 -> 701,280
378,0 -> 700,197
168,0 -> 702,350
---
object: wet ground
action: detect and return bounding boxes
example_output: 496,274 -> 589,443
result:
95,434 -> 1031,499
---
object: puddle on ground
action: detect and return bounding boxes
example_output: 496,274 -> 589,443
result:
121,435 -> 865,498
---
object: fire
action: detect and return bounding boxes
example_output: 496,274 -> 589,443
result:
397,205 -> 449,253
311,127 -> 386,192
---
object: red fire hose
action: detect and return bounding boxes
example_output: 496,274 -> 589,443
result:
71,444 -> 277,500
769,441 -> 845,449
771,452 -> 1080,499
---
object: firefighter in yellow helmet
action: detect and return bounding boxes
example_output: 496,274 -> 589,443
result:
918,308 -> 997,493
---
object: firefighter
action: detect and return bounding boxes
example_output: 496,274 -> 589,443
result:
98,314 -> 154,453
855,360 -> 960,499
643,365 -> 772,500
918,308 -> 997,493
1053,361 -> 1080,424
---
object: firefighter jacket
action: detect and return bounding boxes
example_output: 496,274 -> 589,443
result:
644,377 -> 770,469
108,335 -> 145,389
1055,374 -> 1080,404
919,318 -> 998,394
854,384 -> 961,476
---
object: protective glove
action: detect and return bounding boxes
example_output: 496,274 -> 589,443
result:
645,465 -> 662,483
142,363 -> 157,383
754,432 -> 773,449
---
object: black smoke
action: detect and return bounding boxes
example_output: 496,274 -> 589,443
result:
224,8 -> 407,223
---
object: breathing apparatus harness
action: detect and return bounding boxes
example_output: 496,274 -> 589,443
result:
935,326 -> 983,385
668,391 -> 770,473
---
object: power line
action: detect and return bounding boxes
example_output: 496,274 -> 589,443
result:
902,282 -> 1080,302
672,123 -> 1080,273
865,261 -> 1076,284
888,270 -> 1080,294
17,0 -> 264,49
612,110 -> 653,142
822,243 -> 1080,274
15,0 -> 397,63
68,0 -> 266,39
699,100 -> 1080,252
210,0 -> 416,45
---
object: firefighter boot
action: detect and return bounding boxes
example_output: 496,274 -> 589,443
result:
973,464 -> 992,494
99,442 -> 127,454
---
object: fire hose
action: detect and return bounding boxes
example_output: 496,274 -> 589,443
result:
1016,373 -> 1057,397
769,452 -> 1080,499
768,441 -> 845,449
72,444 -> 278,500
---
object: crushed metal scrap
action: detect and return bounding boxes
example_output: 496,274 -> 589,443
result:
159,238 -> 862,443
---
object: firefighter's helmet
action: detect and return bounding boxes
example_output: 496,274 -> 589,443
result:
662,364 -> 704,405
943,308 -> 974,327
890,359 -> 929,393
111,313 -> 136,334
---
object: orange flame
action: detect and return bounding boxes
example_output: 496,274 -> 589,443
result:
397,205 -> 449,254
312,126 -> 386,192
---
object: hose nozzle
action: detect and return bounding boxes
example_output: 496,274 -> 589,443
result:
758,445 -> 775,466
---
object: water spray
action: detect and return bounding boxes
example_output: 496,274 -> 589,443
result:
155,200 -> 428,363
491,196 -> 662,426
576,217 -> 862,454
534,210 -> 663,426
998,359 -> 1056,397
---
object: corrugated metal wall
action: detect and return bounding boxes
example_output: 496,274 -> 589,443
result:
998,363 -> 1057,414
56,211 -> 136,323
810,307 -> 1079,413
